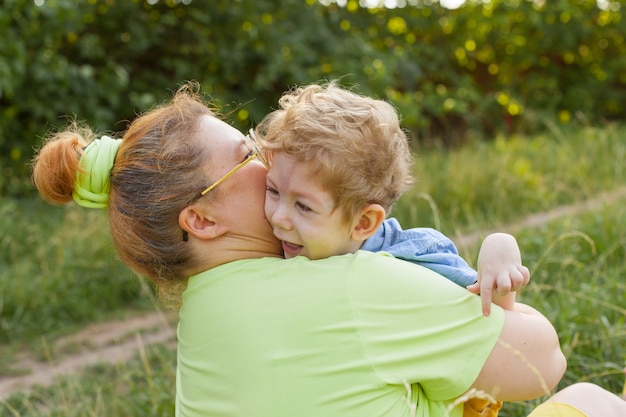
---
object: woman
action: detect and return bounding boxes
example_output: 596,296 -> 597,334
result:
32,83 -> 625,417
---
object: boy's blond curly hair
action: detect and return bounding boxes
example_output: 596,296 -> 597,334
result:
258,81 -> 415,223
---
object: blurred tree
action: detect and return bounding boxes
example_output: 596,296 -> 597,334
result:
1,0 -> 624,196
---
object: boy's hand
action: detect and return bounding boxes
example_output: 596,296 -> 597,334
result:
467,262 -> 530,315
468,233 -> 531,316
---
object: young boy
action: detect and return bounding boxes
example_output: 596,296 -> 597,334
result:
256,81 -> 529,318
255,82 -> 530,417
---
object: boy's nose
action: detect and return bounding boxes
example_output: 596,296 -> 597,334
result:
270,204 -> 292,231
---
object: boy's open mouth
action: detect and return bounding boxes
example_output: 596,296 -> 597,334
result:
281,240 -> 303,257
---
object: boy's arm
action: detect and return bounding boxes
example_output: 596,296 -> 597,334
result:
467,233 -> 530,316
361,218 -> 478,287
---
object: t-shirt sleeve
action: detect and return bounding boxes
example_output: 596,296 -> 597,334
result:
348,251 -> 505,401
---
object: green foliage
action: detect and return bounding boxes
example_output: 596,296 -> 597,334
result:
1,0 -> 624,196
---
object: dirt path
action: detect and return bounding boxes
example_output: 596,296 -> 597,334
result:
452,186 -> 626,249
2,186 -> 625,401
0,312 -> 177,400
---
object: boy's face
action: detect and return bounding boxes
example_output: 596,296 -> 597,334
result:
265,152 -> 362,260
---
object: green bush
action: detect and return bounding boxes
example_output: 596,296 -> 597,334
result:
2,0 -> 624,196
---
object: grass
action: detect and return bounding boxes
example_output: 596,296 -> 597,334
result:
1,344 -> 176,417
1,122 -> 624,416
502,202 -> 626,416
0,202 -> 155,345
395,123 -> 625,235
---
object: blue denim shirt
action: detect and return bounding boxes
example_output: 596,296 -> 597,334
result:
361,218 -> 477,287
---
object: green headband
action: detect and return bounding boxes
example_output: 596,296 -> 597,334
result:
73,135 -> 123,209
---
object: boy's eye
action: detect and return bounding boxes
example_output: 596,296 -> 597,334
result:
244,149 -> 255,161
265,186 -> 278,196
296,201 -> 312,212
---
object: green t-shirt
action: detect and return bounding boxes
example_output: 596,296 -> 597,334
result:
176,251 -> 505,417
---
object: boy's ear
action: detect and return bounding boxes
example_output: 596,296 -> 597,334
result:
350,204 -> 386,242
179,205 -> 227,241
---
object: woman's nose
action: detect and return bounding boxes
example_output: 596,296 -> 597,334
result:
250,157 -> 269,172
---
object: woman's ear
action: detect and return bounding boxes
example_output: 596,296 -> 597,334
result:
179,205 -> 226,241
350,204 -> 386,242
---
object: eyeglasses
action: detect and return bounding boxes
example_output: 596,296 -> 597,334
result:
199,129 -> 269,196
245,129 -> 270,169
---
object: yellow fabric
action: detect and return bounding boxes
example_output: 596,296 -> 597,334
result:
463,398 -> 502,417
73,135 -> 122,208
527,402 -> 587,417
